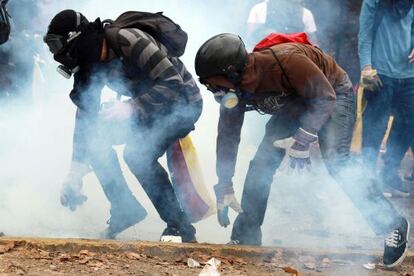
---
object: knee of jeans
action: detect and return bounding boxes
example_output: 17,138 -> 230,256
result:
123,147 -> 149,172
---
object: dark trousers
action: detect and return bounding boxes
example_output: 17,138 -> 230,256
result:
231,75 -> 402,245
362,75 -> 414,174
377,77 -> 414,185
123,102 -> 202,229
86,118 -> 146,219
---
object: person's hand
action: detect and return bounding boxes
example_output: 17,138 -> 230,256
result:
100,100 -> 134,121
409,49 -> 414,64
273,128 -> 318,174
60,162 -> 91,211
213,182 -> 243,227
361,66 -> 383,92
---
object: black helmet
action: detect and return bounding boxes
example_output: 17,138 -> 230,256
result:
195,33 -> 248,84
44,9 -> 89,54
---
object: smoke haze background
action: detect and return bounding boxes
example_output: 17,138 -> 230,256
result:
0,0 -> 382,252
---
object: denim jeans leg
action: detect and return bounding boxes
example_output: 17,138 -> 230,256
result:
231,107 -> 299,245
320,80 -> 401,234
362,75 -> 395,172
382,76 -> 414,185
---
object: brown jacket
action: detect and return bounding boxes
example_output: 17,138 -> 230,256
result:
216,43 -> 348,183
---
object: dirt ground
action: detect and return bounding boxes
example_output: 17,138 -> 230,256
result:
0,238 -> 413,276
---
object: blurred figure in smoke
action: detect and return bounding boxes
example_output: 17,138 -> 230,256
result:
195,33 -> 409,268
359,0 -> 414,197
0,0 -> 38,103
44,10 -> 202,242
0,0 -> 10,236
246,0 -> 318,48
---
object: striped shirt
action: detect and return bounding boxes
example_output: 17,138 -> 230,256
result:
69,28 -> 202,163
115,28 -> 202,119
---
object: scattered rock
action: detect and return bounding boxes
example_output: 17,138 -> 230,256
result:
303,262 -> 316,270
0,242 -> 15,254
281,266 -> 299,276
187,258 -> 201,268
126,252 -> 142,260
363,263 -> 376,270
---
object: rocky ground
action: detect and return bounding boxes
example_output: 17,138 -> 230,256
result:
0,238 -> 413,275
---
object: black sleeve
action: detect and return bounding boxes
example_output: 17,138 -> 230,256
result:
216,104 -> 245,183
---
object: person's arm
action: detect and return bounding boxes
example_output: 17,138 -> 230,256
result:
284,53 -> 336,134
216,104 -> 245,183
117,28 -> 198,120
358,0 -> 378,70
69,68 -> 103,163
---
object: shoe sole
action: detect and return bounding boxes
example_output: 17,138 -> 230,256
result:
384,220 -> 411,268
382,187 -> 410,198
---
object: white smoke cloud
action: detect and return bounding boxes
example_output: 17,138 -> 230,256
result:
0,0 -> 388,255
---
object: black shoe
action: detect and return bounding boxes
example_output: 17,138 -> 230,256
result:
404,172 -> 414,182
160,224 -> 197,243
383,217 -> 410,268
231,218 -> 262,246
380,172 -> 411,197
101,202 -> 147,239
382,181 -> 411,197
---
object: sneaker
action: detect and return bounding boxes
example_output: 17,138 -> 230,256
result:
101,202 -> 147,239
382,182 -> 411,197
404,171 -> 414,182
227,240 -> 240,245
383,217 -> 410,268
381,171 -> 411,197
160,225 -> 197,243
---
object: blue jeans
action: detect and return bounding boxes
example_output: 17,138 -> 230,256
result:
362,75 -> 414,174
375,76 -> 414,186
231,75 -> 402,245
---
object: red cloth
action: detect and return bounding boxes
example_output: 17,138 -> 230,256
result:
254,32 -> 314,52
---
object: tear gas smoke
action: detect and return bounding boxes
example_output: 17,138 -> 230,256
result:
0,0 -> 387,256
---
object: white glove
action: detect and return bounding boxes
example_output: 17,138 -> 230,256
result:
274,128 -> 318,174
214,183 -> 243,227
60,161 -> 91,211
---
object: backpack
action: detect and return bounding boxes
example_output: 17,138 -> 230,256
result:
253,32 -> 314,52
0,0 -> 10,45
104,11 -> 188,58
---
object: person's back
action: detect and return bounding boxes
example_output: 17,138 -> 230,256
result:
246,0 -> 318,47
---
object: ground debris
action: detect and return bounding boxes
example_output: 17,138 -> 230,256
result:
0,242 -> 15,254
187,258 -> 201,268
281,266 -> 299,276
125,252 -> 143,260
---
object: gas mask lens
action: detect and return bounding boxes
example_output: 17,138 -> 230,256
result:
44,34 -> 66,54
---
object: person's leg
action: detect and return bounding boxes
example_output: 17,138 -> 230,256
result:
320,77 -> 402,234
231,108 -> 300,245
123,123 -> 196,242
320,78 -> 408,267
381,77 -> 414,192
362,75 -> 395,173
87,122 -> 147,239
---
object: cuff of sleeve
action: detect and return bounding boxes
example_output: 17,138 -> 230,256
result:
293,127 -> 318,146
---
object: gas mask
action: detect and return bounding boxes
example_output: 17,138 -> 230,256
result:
44,18 -> 104,79
204,83 -> 241,109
